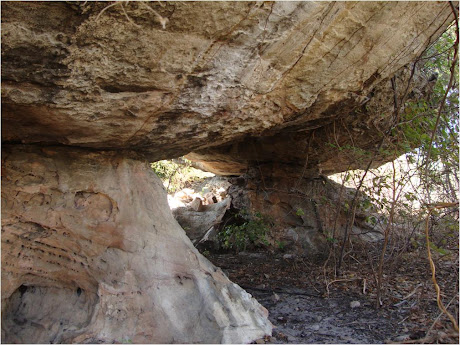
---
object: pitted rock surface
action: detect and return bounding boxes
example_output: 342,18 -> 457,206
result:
2,1 -> 453,174
1,146 -> 271,343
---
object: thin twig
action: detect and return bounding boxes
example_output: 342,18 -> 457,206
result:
422,293 -> 459,344
95,1 -> 120,22
325,277 -> 362,296
139,1 -> 169,29
424,4 -> 459,183
424,203 -> 459,332
402,283 -> 423,300
294,130 -> 315,190
120,1 -> 141,28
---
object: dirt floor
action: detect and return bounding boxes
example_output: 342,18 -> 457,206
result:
207,249 -> 459,344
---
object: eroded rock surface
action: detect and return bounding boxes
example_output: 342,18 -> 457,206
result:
1,146 -> 271,343
226,166 -> 384,256
187,65 -> 437,176
2,1 -> 454,170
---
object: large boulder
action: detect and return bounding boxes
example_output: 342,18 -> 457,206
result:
173,198 -> 231,244
1,146 -> 271,343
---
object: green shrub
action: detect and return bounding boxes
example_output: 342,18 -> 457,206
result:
151,159 -> 180,181
218,210 -> 272,252
295,207 -> 305,216
275,240 -> 287,251
150,158 -> 212,193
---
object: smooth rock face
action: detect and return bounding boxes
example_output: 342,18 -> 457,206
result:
1,1 -> 454,170
1,146 -> 271,343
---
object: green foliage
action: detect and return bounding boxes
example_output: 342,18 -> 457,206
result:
365,215 -> 378,225
326,237 -> 337,244
412,27 -> 459,205
151,159 -> 179,180
359,198 -> 372,210
396,99 -> 438,155
218,210 -> 272,252
150,158 -> 211,193
295,207 -> 305,216
429,242 -> 450,256
275,240 -> 287,251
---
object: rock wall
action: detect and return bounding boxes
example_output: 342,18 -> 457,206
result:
226,166 -> 384,257
1,146 -> 271,343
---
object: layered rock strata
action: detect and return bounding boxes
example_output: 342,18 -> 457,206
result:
187,64 -> 437,176
2,1 -> 454,168
1,146 -> 271,343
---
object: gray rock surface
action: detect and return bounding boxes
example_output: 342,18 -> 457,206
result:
173,198 -> 231,243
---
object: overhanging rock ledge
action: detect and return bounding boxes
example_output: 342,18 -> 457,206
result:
1,1 -> 456,343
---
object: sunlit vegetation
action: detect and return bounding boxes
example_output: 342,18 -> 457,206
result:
151,158 -> 214,193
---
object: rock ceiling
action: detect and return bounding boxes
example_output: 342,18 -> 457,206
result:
2,1 -> 454,174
